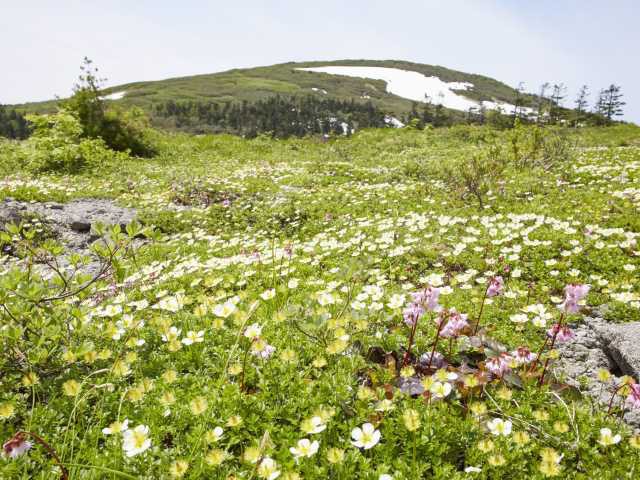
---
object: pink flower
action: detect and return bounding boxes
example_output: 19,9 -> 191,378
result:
485,353 -> 512,376
511,346 -> 537,365
439,310 -> 469,338
546,324 -> 575,343
560,284 -> 590,314
412,286 -> 441,312
486,276 -> 504,297
3,433 -> 32,459
627,383 -> 640,409
403,303 -> 424,327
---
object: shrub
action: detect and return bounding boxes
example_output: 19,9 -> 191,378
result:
19,110 -> 127,173
63,57 -> 156,157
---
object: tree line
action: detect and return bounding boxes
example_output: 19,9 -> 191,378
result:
152,96 -> 389,138
0,105 -> 30,139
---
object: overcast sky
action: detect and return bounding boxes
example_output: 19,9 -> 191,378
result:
1,0 -> 638,122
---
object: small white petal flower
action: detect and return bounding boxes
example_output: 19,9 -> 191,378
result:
351,422 -> 381,449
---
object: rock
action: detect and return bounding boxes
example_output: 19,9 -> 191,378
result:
70,220 -> 92,232
1,198 -> 139,277
555,316 -> 640,430
597,322 -> 640,380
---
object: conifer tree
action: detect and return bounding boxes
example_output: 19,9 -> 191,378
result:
596,84 -> 625,121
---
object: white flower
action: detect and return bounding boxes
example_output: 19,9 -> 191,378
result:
213,300 -> 236,318
351,422 -> 381,449
487,418 -> 512,436
244,323 -> 262,339
182,330 -> 204,345
598,427 -> 621,446
122,425 -> 151,456
317,292 -> 336,306
210,426 -> 224,442
509,313 -> 529,324
387,293 -> 406,309
156,294 -> 185,313
161,326 -> 181,342
257,457 -> 281,480
430,381 -> 452,399
288,278 -> 299,289
464,466 -> 482,473
102,419 -> 129,435
289,438 -> 319,460
301,416 -> 326,434
379,475 -> 394,480
260,289 -> 276,300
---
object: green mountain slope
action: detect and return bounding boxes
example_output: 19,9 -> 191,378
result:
17,59 -> 532,118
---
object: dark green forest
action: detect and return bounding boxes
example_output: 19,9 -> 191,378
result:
0,105 -> 29,139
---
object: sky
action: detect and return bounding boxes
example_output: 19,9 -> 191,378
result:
1,0 -> 638,122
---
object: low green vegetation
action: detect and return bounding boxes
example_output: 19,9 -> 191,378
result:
1,120 -> 640,479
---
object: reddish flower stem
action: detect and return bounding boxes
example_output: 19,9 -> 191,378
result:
606,383 -> 628,416
427,312 -> 448,370
402,312 -> 421,367
471,285 -> 489,335
17,431 -> 68,480
538,313 -> 565,386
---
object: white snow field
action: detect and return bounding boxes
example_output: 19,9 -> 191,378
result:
298,66 -> 533,115
101,91 -> 127,101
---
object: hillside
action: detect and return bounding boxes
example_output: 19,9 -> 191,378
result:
16,60 -> 537,134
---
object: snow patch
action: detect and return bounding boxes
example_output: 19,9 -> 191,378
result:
101,91 -> 127,101
385,116 -> 405,128
311,87 -> 328,95
298,66 -> 533,115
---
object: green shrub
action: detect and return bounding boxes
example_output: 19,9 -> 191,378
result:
19,110 -> 127,173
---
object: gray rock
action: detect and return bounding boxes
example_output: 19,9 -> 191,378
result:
555,316 -> 640,430
0,198 -> 139,277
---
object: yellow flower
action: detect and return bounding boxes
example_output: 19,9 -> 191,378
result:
312,357 -> 327,368
112,359 -> 131,377
84,350 -> 98,364
463,374 -> 479,388
596,368 -> 611,383
326,447 -> 345,464
205,448 -> 228,466
279,349 -> 297,363
400,366 -> 415,378
228,363 -> 243,375
190,396 -> 208,416
326,338 -> 348,355
356,386 -> 376,402
513,431 -> 530,446
22,372 -> 39,387
169,460 -> 189,478
282,472 -> 301,480
629,435 -> 640,449
162,369 -> 178,383
533,410 -> 549,421
496,387 -> 512,401
470,402 -> 487,417
539,448 -> 562,476
553,421 -> 569,434
227,415 -> 243,427
0,402 -> 15,419
243,446 -> 261,464
62,350 -> 77,363
402,409 -> 421,432
488,454 -> 505,466
160,391 -> 176,406
63,379 -> 81,397
127,386 -> 145,402
477,439 -> 494,453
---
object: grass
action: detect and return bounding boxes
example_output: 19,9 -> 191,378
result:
13,59 -> 533,120
1,123 -> 640,479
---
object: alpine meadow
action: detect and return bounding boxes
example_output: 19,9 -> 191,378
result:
1,3 -> 640,478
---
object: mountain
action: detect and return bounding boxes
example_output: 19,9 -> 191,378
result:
14,60 -> 542,136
